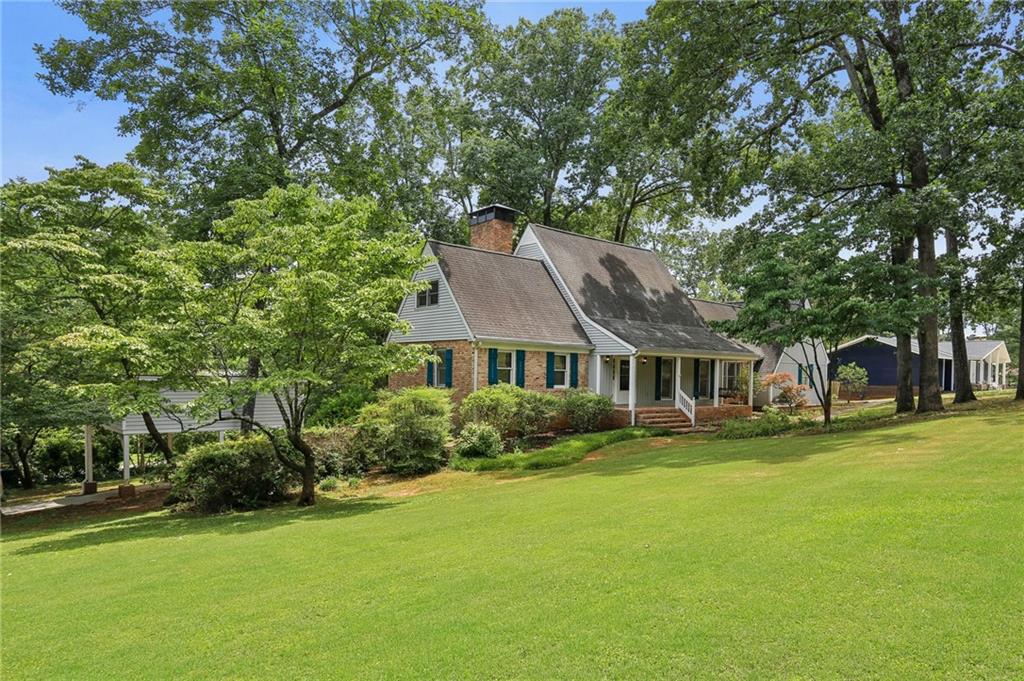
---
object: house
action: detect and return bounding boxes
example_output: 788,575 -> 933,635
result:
832,335 -> 1012,397
690,299 -> 829,406
387,205 -> 761,429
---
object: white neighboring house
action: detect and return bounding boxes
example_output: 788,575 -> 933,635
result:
689,299 -> 829,407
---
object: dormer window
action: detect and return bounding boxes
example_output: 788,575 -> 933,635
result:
417,280 -> 440,307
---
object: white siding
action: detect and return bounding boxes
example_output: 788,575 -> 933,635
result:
773,341 -> 829,406
112,392 -> 285,435
515,227 -> 631,355
389,247 -> 471,343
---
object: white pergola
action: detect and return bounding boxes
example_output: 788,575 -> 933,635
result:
83,390 -> 284,489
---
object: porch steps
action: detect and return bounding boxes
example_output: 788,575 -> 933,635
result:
634,407 -> 693,434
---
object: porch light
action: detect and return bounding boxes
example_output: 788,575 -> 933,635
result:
641,356 -> 648,364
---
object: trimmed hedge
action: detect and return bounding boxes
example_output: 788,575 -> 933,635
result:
459,384 -> 558,438
561,389 -> 614,432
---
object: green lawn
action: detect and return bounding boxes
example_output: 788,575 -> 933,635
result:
3,398 -> 1022,680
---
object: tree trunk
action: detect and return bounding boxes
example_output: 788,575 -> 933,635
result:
141,411 -> 175,463
289,432 -> 317,506
945,222 -> 976,404
241,354 -> 261,433
1017,280 -> 1024,401
822,383 -> 832,427
892,232 -> 916,413
16,445 -> 34,490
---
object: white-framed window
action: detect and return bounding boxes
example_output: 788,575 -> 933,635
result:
698,359 -> 712,398
496,350 -> 513,384
552,353 -> 568,388
416,280 -> 440,307
659,357 -> 674,399
430,351 -> 447,387
723,361 -> 741,391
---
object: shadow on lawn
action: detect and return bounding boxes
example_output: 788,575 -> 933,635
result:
539,399 -> 1023,482
529,422 -> 942,483
7,496 -> 403,556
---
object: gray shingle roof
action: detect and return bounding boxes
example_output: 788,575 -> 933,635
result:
430,241 -> 591,346
530,226 -> 757,356
844,336 -> 1006,361
690,299 -> 782,370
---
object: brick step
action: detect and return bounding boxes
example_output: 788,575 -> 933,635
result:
638,418 -> 692,428
637,413 -> 691,423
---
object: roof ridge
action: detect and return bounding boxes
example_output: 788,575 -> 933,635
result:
528,223 -> 654,253
691,297 -> 745,306
427,239 -> 540,261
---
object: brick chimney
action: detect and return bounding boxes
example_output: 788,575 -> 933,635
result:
468,204 -> 518,253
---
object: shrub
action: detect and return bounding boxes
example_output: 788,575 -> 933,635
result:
761,372 -> 809,413
454,422 -> 503,458
460,384 -> 558,437
561,389 -> 614,432
303,425 -> 364,477
308,384 -> 377,426
836,362 -> 869,402
318,476 -> 340,492
352,387 -> 452,475
170,438 -> 294,512
719,405 -> 795,439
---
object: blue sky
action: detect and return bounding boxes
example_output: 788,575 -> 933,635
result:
1,1 -> 652,183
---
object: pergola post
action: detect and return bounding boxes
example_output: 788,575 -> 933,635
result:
628,354 -> 637,426
748,360 -> 755,407
122,434 -> 131,481
83,425 -> 96,494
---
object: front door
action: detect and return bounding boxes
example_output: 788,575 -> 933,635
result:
614,358 -> 630,404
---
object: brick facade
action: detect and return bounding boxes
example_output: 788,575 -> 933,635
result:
388,343 -> 589,403
695,404 -> 752,423
469,220 -> 515,254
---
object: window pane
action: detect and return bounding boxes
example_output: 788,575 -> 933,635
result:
433,353 -> 446,387
428,280 -> 439,305
618,360 -> 630,391
497,351 -> 513,384
554,355 -> 567,371
660,358 -> 673,398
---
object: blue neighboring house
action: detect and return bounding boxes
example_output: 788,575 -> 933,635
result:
833,335 -> 1012,395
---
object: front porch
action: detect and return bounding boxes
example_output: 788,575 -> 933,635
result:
595,353 -> 757,427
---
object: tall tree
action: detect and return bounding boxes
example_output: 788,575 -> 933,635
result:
154,185 -> 429,505
630,0 -> 1022,414
0,159 -> 185,463
455,8 -> 619,227
38,0 -> 482,238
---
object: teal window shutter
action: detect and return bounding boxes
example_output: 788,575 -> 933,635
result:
488,348 -> 498,385
546,352 -> 555,388
807,364 -> 815,389
654,356 -> 662,400
693,358 -> 700,396
515,350 -> 525,387
570,353 -> 579,388
444,349 -> 453,388
426,360 -> 434,386
797,365 -> 803,385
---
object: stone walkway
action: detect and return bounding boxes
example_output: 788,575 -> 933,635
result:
1,482 -> 170,517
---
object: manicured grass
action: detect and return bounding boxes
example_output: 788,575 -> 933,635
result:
450,426 -> 673,471
3,398 -> 1022,679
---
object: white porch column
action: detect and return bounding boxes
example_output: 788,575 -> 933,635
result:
713,359 -> 721,407
748,360 -> 755,406
675,356 -> 682,399
84,425 -> 94,483
218,431 -> 225,443
628,354 -> 637,425
122,434 -> 131,481
595,354 -> 602,396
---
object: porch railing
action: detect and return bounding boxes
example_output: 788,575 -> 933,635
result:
676,387 -> 696,426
